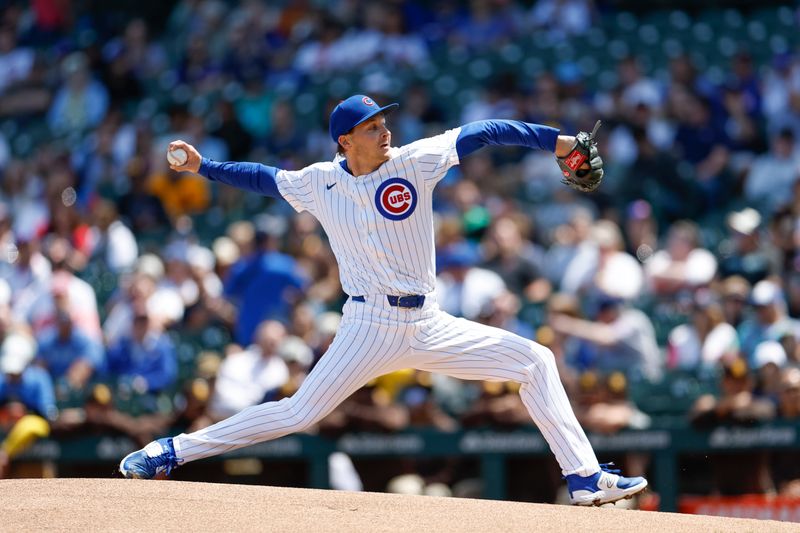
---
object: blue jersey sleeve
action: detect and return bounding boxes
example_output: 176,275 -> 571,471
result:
455,120 -> 560,159
199,158 -> 283,198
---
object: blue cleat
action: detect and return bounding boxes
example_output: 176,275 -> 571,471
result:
119,438 -> 180,479
566,463 -> 648,506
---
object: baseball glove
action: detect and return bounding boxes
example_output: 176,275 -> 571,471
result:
557,120 -> 604,193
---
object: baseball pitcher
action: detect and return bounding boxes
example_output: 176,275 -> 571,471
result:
120,95 -> 645,506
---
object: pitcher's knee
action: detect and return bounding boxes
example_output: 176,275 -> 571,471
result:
283,395 -> 325,433
528,343 -> 557,368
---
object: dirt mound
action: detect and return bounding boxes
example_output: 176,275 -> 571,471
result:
0,478 -> 795,532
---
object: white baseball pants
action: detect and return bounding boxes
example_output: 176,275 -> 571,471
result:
173,295 -> 600,476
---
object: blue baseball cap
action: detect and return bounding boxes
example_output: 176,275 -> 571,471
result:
329,94 -> 399,143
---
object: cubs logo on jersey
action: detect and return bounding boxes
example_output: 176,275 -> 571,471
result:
375,177 -> 417,221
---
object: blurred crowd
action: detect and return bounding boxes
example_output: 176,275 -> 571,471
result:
0,0 -> 800,501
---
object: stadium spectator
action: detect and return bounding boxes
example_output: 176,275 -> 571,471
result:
744,129 -> 800,215
737,279 -> 800,367
622,200 -> 658,259
85,199 -> 138,274
199,320 -> 289,425
264,100 -> 304,160
318,379 -> 409,436
35,309 -> 104,392
310,311 -> 341,364
385,371 -> 458,498
480,215 -> 548,301
549,293 -> 662,382
561,219 -> 644,302
690,358 -> 775,428
102,18 -> 168,88
622,130 -> 702,225
18,237 -> 101,346
475,290 -> 534,340
644,221 -> 717,297
461,380 -> 530,429
211,99 -> 253,162
752,340 -> 788,405
435,241 -> 506,320
672,93 -> 732,211
666,292 -> 738,371
454,0 -> 519,51
181,114 -> 229,164
719,275 -> 751,328
540,206 -> 594,287
288,302 -> 317,347
717,207 -> 778,284
47,52 -> 109,135
292,14 -> 347,75
273,335 -> 314,401
529,0 -> 593,40
223,214 -> 307,345
689,358 -> 775,495
3,234 -> 51,321
147,160 -> 211,219
762,52 -> 800,138
0,23 -> 34,95
392,83 -> 445,146
116,156 -> 171,235
540,292 -> 585,391
105,310 -> 178,395
0,332 -> 55,478
378,6 -> 430,68
573,370 -> 651,435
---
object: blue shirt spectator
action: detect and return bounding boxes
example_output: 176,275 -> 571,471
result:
47,52 -> 109,134
224,223 -> 308,345
106,313 -> 177,394
1,333 -> 57,420
0,367 -> 57,421
36,311 -> 105,382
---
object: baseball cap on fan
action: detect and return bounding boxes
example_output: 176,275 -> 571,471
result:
329,95 -> 399,143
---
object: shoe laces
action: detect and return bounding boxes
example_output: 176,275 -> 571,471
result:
147,440 -> 179,476
562,462 -> 621,481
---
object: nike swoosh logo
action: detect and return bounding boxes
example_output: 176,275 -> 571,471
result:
326,183 -> 337,190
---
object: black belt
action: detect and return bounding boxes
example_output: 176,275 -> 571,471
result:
350,295 -> 426,309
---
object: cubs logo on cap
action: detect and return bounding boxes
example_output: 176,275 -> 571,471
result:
362,96 -> 375,106
375,178 -> 417,221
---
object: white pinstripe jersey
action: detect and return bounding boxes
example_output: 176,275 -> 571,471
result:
276,127 -> 462,297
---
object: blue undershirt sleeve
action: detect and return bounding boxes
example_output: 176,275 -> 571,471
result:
455,120 -> 560,159
198,158 -> 282,198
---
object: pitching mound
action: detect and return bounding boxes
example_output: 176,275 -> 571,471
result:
0,478 -> 795,532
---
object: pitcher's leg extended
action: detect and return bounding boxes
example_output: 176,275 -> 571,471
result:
120,317 -> 413,478
411,312 -> 647,505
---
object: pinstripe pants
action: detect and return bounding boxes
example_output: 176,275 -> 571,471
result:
173,295 -> 600,476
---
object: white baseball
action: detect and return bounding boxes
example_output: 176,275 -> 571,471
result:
167,148 -> 188,166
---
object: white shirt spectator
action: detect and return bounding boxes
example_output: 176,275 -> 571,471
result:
668,322 -> 739,370
436,267 -> 506,321
208,346 -> 289,419
645,248 -> 717,288
99,220 -> 139,273
744,135 -> 800,214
